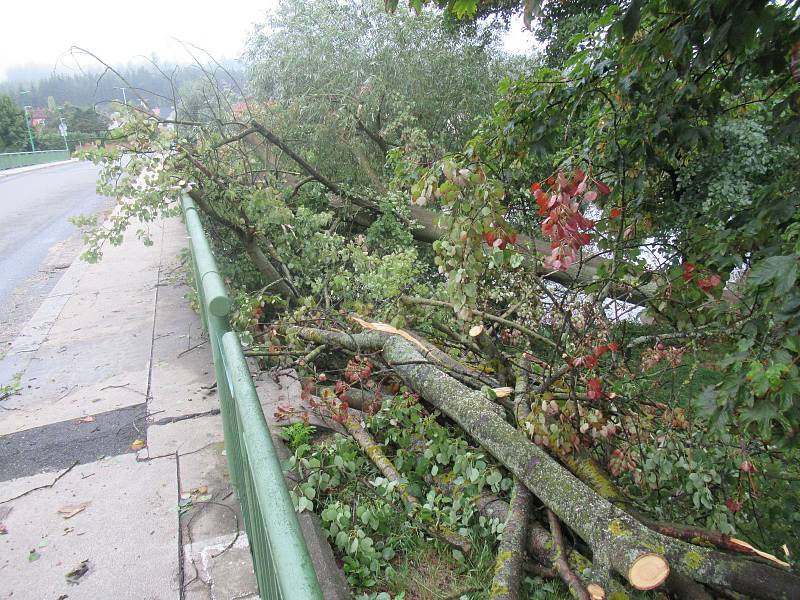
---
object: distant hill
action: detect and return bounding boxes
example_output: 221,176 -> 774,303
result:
0,62 -> 244,114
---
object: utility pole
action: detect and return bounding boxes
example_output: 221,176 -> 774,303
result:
22,106 -> 36,152
19,91 -> 36,152
114,86 -> 128,106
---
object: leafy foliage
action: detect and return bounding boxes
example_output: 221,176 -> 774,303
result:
285,393 -> 567,598
0,95 -> 28,152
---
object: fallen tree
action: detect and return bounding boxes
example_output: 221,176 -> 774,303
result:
294,325 -> 800,600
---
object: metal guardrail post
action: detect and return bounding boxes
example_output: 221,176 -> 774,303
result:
180,193 -> 324,600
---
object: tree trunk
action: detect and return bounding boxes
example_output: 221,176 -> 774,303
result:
243,235 -> 297,302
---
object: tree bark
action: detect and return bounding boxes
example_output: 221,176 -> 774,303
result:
490,482 -> 533,600
490,367 -> 534,600
548,509 -> 593,600
242,235 -> 297,302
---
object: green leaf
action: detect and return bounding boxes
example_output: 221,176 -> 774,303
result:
749,255 -> 798,295
450,0 -> 478,19
622,0 -> 642,39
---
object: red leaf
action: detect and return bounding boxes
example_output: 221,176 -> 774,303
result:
698,274 -> 721,292
726,498 -> 742,513
530,182 -> 541,193
536,193 -> 550,216
739,460 -> 758,473
587,378 -> 603,400
596,181 -> 611,195
610,208 -> 622,218
484,231 -> 497,245
682,262 -> 695,282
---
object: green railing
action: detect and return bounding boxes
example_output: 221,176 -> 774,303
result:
0,150 -> 70,170
181,193 -> 324,600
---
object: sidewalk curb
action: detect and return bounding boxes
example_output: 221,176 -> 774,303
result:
0,254 -> 89,386
0,158 -> 79,179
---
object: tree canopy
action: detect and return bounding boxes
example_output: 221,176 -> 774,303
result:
0,95 -> 29,152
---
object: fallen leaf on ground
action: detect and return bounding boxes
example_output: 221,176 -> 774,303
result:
0,523 -> 7,534
28,549 -> 40,561
58,502 -> 90,519
76,416 -> 95,424
57,595 -> 68,600
130,439 -> 146,451
63,527 -> 74,535
178,498 -> 193,514
191,485 -> 208,495
66,559 -> 91,584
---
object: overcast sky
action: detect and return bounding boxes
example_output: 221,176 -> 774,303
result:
0,0 -> 534,83
0,0 -> 277,82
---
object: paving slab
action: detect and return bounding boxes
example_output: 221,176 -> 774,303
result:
145,414 -> 225,458
149,281 -> 217,421
178,442 -> 239,542
0,213 -> 266,600
0,220 -> 166,434
179,443 -> 257,600
183,533 -> 258,600
0,453 -> 179,600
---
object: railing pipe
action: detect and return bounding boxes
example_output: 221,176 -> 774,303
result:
180,195 -> 232,317
180,192 -> 323,600
222,332 -> 323,599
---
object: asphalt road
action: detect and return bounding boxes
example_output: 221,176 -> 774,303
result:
0,161 -> 111,341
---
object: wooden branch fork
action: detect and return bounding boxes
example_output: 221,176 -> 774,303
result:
294,322 -> 800,600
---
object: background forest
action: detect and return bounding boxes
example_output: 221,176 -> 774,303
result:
79,0 -> 800,598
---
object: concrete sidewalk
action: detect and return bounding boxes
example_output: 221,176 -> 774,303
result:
0,218 -> 258,599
